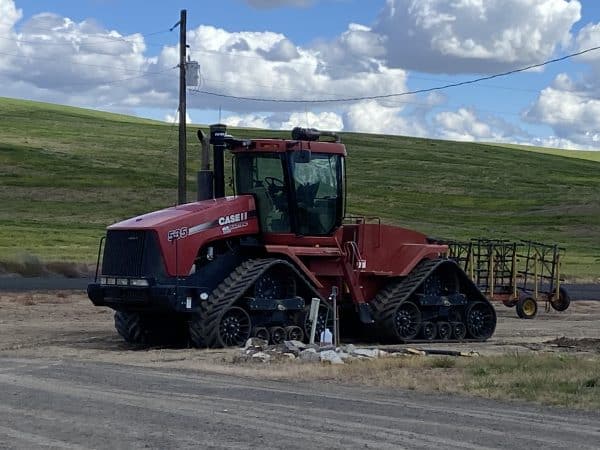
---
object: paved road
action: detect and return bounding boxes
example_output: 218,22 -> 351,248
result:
1,277 -> 599,300
0,357 -> 598,449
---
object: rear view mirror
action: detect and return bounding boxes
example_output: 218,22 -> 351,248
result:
294,149 -> 311,164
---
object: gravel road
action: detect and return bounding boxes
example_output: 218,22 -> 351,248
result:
0,356 -> 599,450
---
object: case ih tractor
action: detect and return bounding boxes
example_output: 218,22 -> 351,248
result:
88,125 -> 496,347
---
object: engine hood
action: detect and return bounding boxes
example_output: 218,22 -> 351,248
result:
108,195 -> 259,277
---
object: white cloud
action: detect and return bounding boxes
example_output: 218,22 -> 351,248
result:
522,20 -> 600,150
182,25 -> 408,114
164,111 -> 192,124
223,114 -> 271,129
372,0 -> 581,73
0,0 -> 596,150
525,83 -> 600,149
434,108 -> 526,142
223,110 -> 343,131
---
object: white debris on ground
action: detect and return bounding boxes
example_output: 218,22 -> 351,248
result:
239,338 -> 479,364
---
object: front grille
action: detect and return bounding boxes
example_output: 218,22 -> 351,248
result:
101,230 -> 146,276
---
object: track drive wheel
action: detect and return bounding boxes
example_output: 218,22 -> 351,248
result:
516,297 -> 538,319
421,321 -> 437,340
391,301 -> 421,341
465,301 -> 496,340
216,307 -> 252,347
549,287 -> 570,312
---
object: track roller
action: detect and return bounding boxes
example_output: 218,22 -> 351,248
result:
269,326 -> 286,344
421,321 -> 437,340
252,326 -> 270,342
285,325 -> 304,342
437,322 -> 452,340
451,322 -> 467,340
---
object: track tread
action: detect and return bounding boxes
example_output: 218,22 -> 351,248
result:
370,258 -> 495,343
189,258 -> 325,348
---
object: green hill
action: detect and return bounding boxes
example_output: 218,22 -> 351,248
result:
1,96 -> 598,279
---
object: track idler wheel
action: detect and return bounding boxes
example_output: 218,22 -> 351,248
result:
421,321 -> 437,340
252,326 -> 270,342
391,300 -> 421,341
550,287 -> 570,312
269,326 -> 286,344
466,301 -> 496,339
217,307 -> 252,347
451,322 -> 467,340
285,325 -> 304,342
437,322 -> 452,340
516,297 -> 538,319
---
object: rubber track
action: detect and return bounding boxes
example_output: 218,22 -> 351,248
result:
371,258 -> 492,343
189,258 -> 326,348
114,311 -> 147,345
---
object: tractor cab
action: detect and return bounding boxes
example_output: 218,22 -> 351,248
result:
228,128 -> 346,236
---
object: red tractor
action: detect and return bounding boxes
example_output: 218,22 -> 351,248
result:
88,125 -> 496,347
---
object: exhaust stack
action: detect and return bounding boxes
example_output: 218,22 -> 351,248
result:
209,123 -> 227,199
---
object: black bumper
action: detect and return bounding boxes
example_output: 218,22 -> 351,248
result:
87,283 -> 206,314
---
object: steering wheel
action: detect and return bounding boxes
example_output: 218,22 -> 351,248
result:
264,176 -> 285,192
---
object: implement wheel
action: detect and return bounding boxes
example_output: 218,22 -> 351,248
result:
550,287 -> 570,312
516,297 -> 538,319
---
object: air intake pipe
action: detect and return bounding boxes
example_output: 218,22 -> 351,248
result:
209,123 -> 227,199
292,127 -> 340,143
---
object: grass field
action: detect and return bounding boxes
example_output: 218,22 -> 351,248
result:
1,96 -> 599,278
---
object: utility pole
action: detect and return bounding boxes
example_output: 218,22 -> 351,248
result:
177,9 -> 187,205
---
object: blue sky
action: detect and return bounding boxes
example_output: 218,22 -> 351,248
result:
1,0 -> 600,149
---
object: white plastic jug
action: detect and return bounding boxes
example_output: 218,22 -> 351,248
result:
320,328 -> 333,345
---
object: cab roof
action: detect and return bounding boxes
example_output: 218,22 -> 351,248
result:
229,138 -> 347,156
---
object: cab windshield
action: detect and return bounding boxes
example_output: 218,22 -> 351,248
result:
234,151 -> 343,235
291,152 -> 342,235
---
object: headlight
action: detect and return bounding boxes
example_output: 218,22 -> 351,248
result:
106,277 -> 116,285
130,278 -> 149,287
117,278 -> 129,286
99,277 -> 107,285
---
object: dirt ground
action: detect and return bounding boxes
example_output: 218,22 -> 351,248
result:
0,291 -> 599,370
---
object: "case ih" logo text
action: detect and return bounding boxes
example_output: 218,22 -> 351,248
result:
218,212 -> 248,226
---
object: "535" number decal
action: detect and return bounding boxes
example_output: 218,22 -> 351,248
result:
167,227 -> 188,241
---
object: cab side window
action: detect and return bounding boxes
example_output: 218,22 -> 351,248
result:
235,154 -> 291,233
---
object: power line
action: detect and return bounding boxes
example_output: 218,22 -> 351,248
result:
0,50 -> 177,74
6,27 -> 171,46
188,45 -> 600,104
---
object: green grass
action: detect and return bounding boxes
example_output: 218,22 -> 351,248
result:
466,354 -> 600,409
490,142 -> 600,162
1,96 -> 599,278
